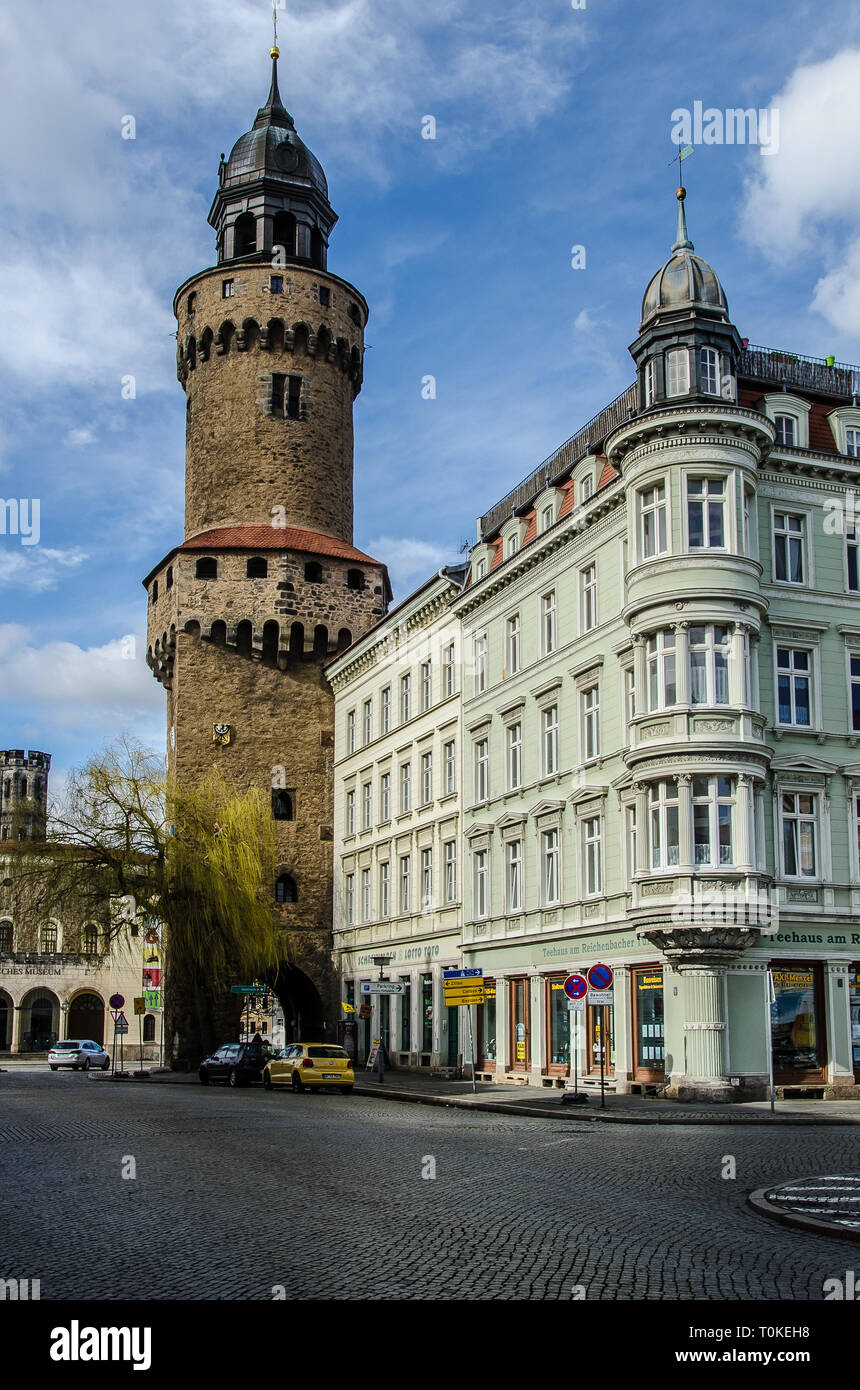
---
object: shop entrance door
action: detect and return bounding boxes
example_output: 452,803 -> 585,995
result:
771,963 -> 827,1084
446,1003 -> 459,1067
851,968 -> 860,1082
509,977 -> 530,1071
632,967 -> 665,1082
587,1000 -> 615,1076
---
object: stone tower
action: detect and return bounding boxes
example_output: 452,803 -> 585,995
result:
144,48 -> 390,1060
0,751 -> 50,842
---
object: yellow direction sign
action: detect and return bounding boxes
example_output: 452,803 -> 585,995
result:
444,988 -> 485,1007
133,997 -> 146,1016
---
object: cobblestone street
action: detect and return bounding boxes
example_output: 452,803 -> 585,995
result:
1,1069 -> 858,1301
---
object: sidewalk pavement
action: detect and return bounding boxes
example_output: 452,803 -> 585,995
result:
7,1056 -> 860,1123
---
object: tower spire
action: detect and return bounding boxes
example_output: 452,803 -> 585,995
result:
254,1 -> 292,129
672,185 -> 694,253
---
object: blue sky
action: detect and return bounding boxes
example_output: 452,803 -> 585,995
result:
3,0 -> 860,797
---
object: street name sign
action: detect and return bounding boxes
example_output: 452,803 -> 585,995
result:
230,985 -> 259,994
443,968 -> 483,979
360,981 -> 406,995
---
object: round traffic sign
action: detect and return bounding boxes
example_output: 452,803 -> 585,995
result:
587,963 -> 613,991
563,973 -> 588,1000
109,993 -> 125,1009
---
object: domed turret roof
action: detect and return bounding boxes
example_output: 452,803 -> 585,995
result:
222,55 -> 328,201
641,188 -> 728,327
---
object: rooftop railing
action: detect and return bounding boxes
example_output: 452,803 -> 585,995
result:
739,343 -> 860,399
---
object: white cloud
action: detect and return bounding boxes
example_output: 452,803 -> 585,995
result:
740,46 -> 860,337
65,427 -> 98,447
0,624 -> 163,726
0,547 -> 89,593
365,535 -> 462,598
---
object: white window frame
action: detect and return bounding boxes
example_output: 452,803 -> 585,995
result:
346,709 -> 356,754
361,867 -> 372,922
665,347 -> 690,397
779,790 -> 819,880
400,854 -> 411,913
506,838 -> 523,913
400,762 -> 411,813
345,873 -> 354,924
345,788 -> 356,837
379,862 -> 390,918
474,631 -> 488,694
443,642 -> 456,698
691,775 -> 734,868
581,564 -> 597,633
583,816 -> 602,896
507,614 -> 521,675
846,524 -> 860,593
688,624 -> 730,706
421,848 -> 433,911
444,841 -> 457,904
542,705 -> 559,777
507,721 -> 522,790
775,645 -> 814,728
686,476 -> 727,551
699,346 -> 720,396
380,771 -> 391,822
582,684 -> 600,762
772,510 -> 807,587
381,686 -> 391,734
421,661 -> 432,712
649,780 -> 680,870
541,591 -> 557,656
774,412 -> 798,447
421,750 -> 433,806
639,481 -> 668,560
443,739 -> 456,795
362,699 -> 372,746
400,673 -> 411,723
644,357 -> 656,406
542,828 -> 560,906
474,849 -> 489,919
361,781 -> 372,831
474,738 -> 489,803
647,629 -> 677,711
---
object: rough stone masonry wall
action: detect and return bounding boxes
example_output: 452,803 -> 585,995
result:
178,264 -> 366,543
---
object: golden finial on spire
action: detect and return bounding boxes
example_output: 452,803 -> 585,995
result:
271,0 -> 280,58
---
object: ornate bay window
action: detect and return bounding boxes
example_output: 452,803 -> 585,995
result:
649,779 -> 680,869
639,481 -> 668,559
692,774 -> 733,867
687,478 -> 725,549
647,630 -> 676,710
688,624 -> 729,705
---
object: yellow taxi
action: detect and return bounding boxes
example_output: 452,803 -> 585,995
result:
262,1042 -> 354,1094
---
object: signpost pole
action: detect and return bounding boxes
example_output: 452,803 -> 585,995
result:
468,1003 -> 477,1094
573,1011 -> 578,1097
599,1005 -> 606,1109
767,970 -> 776,1114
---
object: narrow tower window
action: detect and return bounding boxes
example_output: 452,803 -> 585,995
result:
247,556 -> 268,579
195,557 -> 218,580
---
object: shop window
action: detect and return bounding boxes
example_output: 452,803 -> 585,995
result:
421,974 -> 433,1053
478,982 -> 497,1066
546,978 -> 570,1074
771,965 -> 825,1082
633,967 -> 664,1080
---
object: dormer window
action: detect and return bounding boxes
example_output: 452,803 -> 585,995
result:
699,347 -> 720,396
775,413 -> 797,447
506,534 -> 519,558
475,558 -> 486,581
540,505 -> 554,534
847,428 -> 860,458
580,475 -> 594,502
666,348 -> 689,398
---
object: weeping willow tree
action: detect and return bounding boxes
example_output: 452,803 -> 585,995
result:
4,736 -> 279,1064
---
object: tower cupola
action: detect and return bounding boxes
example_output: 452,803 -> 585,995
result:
630,188 -> 742,412
208,50 -> 336,268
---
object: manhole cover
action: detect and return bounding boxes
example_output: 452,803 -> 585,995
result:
749,1175 -> 860,1240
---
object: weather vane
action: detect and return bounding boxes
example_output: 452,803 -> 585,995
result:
667,141 -> 694,183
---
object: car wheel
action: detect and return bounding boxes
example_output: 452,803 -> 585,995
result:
82,1058 -> 90,1071
263,1072 -> 273,1090
199,1070 -> 209,1085
72,1064 -> 81,1071
291,1071 -> 304,1092
101,1059 -> 110,1071
340,1086 -> 353,1095
228,1068 -> 242,1088
50,1065 -> 58,1071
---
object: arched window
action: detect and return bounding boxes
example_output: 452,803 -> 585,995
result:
275,874 -> 297,903
346,569 -> 365,591
151,580 -> 158,603
272,791 -> 293,821
209,620 -> 227,644
233,212 -> 256,257
166,567 -> 173,589
143,1015 -> 156,1043
187,291 -> 197,315
20,778 -> 27,797
0,921 -> 12,953
289,622 -> 304,660
337,628 -> 352,652
195,557 -> 218,580
247,556 -> 268,579
83,926 -> 99,955
313,625 -> 329,659
304,561 -> 323,583
42,924 -> 57,953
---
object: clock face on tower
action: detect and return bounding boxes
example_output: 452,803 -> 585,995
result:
275,140 -> 299,173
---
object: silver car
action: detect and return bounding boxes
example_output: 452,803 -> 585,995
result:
48,1040 -> 110,1072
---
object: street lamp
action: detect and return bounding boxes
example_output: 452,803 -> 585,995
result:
371,954 -> 393,1084
60,1000 -> 69,1041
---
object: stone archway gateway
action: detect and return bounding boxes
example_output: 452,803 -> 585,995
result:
67,992 -> 105,1045
20,990 -> 60,1052
272,964 -> 326,1044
